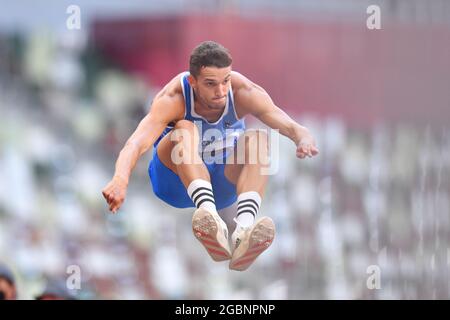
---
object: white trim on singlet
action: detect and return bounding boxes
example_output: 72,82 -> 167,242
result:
228,85 -> 242,121
178,72 -> 188,120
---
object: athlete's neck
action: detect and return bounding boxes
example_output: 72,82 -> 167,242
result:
193,92 -> 225,123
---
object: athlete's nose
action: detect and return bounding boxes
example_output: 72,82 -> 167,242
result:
216,84 -> 227,98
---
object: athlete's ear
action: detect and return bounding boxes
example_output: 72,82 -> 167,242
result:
188,75 -> 197,88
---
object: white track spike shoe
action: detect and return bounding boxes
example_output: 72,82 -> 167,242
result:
229,217 -> 275,271
192,208 -> 232,261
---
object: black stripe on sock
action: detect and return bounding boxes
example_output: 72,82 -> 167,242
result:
238,199 -> 259,209
193,192 -> 214,205
191,187 -> 213,200
237,203 -> 258,214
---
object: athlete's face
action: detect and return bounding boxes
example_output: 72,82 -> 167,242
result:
189,66 -> 232,110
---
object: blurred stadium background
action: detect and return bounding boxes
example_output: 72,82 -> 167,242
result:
0,0 -> 449,299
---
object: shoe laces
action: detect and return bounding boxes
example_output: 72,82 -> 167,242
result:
232,218 -> 250,249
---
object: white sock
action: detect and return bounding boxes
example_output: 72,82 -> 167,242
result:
235,191 -> 262,228
187,179 -> 217,214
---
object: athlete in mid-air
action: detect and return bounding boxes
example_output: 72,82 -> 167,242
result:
102,41 -> 319,271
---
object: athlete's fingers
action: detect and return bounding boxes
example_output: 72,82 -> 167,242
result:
109,200 -> 118,213
298,145 -> 311,158
297,152 -> 306,159
106,191 -> 114,205
103,178 -> 127,213
311,146 -> 319,155
111,200 -> 122,214
302,144 -> 311,155
102,189 -> 109,201
105,194 -> 113,206
110,193 -> 125,213
105,193 -> 115,209
109,193 -> 119,208
103,185 -> 115,202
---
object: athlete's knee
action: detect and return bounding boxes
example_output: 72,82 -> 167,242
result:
173,119 -> 198,133
244,129 -> 269,152
171,120 -> 200,144
170,120 -> 202,164
236,129 -> 269,164
247,129 -> 268,140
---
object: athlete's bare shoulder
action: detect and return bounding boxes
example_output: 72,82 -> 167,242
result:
150,73 -> 186,121
231,71 -> 268,118
155,72 -> 185,99
230,71 -> 252,91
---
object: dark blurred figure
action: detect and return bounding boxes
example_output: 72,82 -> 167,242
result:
0,263 -> 17,300
36,278 -> 78,300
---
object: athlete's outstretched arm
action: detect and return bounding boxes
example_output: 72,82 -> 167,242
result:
233,72 -> 319,159
102,90 -> 184,213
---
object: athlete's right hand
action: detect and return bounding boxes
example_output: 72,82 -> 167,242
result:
102,175 -> 128,214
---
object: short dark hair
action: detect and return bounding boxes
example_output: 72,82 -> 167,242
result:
189,41 -> 232,78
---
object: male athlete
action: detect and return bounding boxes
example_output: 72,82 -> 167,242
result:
102,41 -> 319,271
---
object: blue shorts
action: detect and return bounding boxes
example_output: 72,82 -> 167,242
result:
148,148 -> 237,210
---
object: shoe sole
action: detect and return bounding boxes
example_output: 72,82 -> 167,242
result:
229,217 -> 275,271
192,208 -> 232,261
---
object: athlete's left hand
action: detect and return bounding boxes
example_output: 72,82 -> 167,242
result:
296,134 -> 319,159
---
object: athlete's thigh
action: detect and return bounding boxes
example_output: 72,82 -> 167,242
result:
155,131 -> 178,174
224,146 -> 243,185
